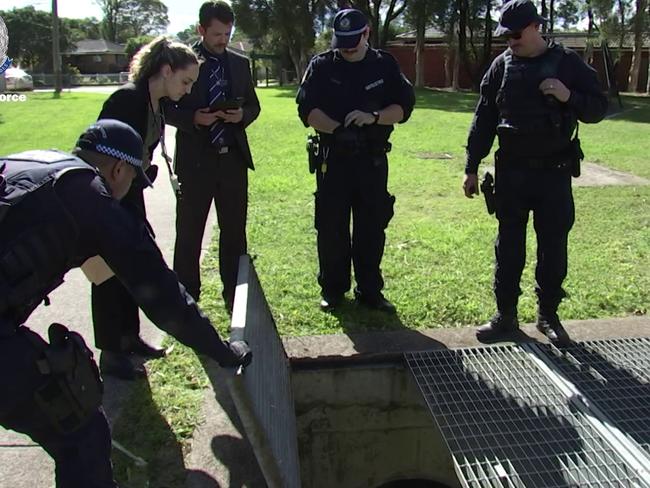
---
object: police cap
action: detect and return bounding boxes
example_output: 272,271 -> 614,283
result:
495,0 -> 547,36
331,9 -> 368,49
75,119 -> 152,187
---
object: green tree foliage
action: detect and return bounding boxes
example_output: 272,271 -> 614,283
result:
343,0 -> 408,48
64,17 -> 102,42
232,0 -> 333,79
0,6 -> 72,70
176,24 -> 200,45
96,0 -> 169,43
125,34 -> 156,60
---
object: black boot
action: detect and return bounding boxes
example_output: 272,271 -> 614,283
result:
100,351 -> 146,380
536,310 -> 571,346
476,311 -> 519,343
355,292 -> 397,314
121,334 -> 166,359
319,294 -> 343,312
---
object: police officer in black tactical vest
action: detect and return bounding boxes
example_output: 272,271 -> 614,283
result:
297,9 -> 415,314
462,0 -> 607,345
0,119 -> 251,488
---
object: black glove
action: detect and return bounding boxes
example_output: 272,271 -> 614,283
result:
219,340 -> 252,368
333,125 -> 360,147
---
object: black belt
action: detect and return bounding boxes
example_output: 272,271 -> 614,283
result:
497,151 -> 571,170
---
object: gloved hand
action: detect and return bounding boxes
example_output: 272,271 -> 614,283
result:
219,340 -> 252,368
333,125 -> 360,147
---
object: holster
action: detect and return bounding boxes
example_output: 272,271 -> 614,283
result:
569,136 -> 584,178
480,172 -> 496,215
28,323 -> 103,434
306,134 -> 322,174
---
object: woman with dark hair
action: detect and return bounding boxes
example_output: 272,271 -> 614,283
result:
85,36 -> 199,379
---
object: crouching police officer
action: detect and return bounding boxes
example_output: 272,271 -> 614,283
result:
0,119 -> 251,488
297,9 -> 415,314
462,0 -> 607,345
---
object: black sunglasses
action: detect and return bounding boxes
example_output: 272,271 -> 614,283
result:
504,31 -> 523,40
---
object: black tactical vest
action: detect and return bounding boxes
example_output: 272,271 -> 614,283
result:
495,44 -> 576,158
0,151 -> 97,326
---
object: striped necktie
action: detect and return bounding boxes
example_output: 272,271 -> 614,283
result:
207,56 -> 226,148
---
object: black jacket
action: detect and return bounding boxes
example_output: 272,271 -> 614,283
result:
0,151 -> 234,364
164,44 -> 260,170
98,81 -> 164,163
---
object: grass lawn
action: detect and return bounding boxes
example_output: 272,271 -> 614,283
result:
2,89 -> 648,486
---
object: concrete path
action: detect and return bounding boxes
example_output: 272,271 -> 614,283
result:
0,126 -> 217,487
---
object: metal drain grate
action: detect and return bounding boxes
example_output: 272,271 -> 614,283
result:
406,346 -> 647,487
535,338 -> 650,457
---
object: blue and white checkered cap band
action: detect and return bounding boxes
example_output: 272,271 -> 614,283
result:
334,26 -> 366,36
95,144 -> 143,168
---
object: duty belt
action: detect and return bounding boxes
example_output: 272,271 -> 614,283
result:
497,150 -> 572,171
331,141 -> 392,157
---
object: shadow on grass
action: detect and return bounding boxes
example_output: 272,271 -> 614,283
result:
606,95 -> 650,123
191,358 -> 267,488
325,297 -> 448,354
107,375 -> 187,488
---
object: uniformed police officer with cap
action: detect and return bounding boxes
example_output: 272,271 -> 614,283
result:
462,0 -> 607,345
297,8 -> 415,314
0,119 -> 251,487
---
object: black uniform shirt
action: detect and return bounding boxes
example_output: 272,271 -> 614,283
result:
465,42 -> 608,174
297,48 -> 415,141
0,166 -> 232,364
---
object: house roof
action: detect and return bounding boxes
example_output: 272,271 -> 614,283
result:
63,39 -> 125,55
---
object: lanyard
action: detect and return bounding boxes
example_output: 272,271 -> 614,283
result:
149,95 -> 182,199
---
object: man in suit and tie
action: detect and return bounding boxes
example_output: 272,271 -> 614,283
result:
165,1 -> 261,312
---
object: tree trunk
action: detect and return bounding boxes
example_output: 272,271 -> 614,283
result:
627,0 -> 647,92
453,44 -> 460,90
540,0 -> 548,33
482,0 -> 492,76
549,0 -> 555,34
415,8 -> 426,88
446,18 -> 456,88
647,43 -> 650,93
457,0 -> 468,89
371,0 -> 381,48
618,0 -> 626,50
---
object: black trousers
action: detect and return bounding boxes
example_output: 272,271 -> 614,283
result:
0,326 -> 116,488
314,152 -> 395,299
494,166 -> 575,312
91,183 -> 145,352
174,148 -> 248,308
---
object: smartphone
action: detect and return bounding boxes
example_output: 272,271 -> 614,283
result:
209,97 -> 244,112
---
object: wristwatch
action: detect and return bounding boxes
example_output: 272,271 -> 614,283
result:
371,111 -> 380,124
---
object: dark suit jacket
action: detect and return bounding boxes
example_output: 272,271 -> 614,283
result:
98,81 -> 163,163
164,44 -> 261,171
